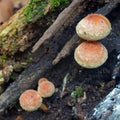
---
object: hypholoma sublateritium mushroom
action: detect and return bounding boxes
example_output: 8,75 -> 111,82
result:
74,41 -> 108,68
74,14 -> 111,68
19,89 -> 43,112
76,14 -> 111,41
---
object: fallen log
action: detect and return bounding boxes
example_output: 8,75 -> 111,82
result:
0,0 -> 88,113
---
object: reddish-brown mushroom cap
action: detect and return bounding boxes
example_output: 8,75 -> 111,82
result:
74,41 -> 108,68
19,90 -> 42,111
38,80 -> 55,98
76,14 -> 111,41
0,0 -> 14,24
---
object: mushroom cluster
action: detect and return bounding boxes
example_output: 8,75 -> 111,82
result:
19,78 -> 55,111
74,14 -> 111,68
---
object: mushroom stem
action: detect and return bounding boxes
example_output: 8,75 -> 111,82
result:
40,103 -> 48,112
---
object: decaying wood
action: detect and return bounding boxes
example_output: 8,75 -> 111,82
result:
0,0 -> 88,112
52,34 -> 79,65
32,0 -> 88,53
52,0 -> 119,65
96,0 -> 120,16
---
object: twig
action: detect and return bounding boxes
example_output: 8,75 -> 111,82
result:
60,73 -> 69,98
52,34 -> 79,65
32,0 -> 87,53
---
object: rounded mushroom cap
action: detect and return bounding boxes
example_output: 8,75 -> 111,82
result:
0,0 -> 14,24
74,41 -> 108,68
38,80 -> 55,98
19,90 -> 42,111
76,14 -> 111,41
38,77 -> 48,85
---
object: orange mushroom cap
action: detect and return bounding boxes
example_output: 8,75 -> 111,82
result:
38,80 -> 55,98
74,41 -> 108,68
38,77 -> 48,85
76,14 -> 111,41
19,90 -> 42,111
0,0 -> 14,24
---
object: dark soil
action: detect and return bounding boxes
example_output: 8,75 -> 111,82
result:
0,1 -> 120,120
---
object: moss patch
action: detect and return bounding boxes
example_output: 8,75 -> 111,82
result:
24,0 -> 69,22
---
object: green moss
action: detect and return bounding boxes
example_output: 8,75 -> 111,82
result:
24,0 -> 69,22
71,86 -> 84,98
49,0 -> 69,8
24,0 -> 46,22
0,54 -> 7,65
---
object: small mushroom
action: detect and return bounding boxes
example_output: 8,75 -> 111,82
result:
0,0 -> 14,24
76,14 -> 111,41
38,77 -> 48,85
38,78 -> 55,98
74,41 -> 108,68
19,90 -> 42,111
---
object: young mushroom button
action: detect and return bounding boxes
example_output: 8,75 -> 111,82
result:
38,77 -> 48,85
38,78 -> 55,98
19,90 -> 43,111
74,41 -> 108,68
76,14 -> 111,41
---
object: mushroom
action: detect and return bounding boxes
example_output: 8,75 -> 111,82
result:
74,41 -> 108,68
0,0 -> 14,24
38,78 -> 55,98
19,90 -> 42,111
38,77 -> 48,85
76,14 -> 111,41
